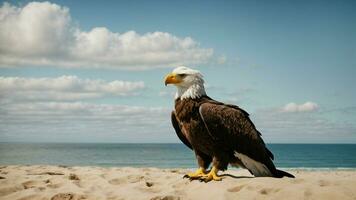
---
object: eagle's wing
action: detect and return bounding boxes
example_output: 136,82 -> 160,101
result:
199,102 -> 277,176
171,111 -> 193,150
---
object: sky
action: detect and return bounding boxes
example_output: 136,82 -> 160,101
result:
0,0 -> 355,143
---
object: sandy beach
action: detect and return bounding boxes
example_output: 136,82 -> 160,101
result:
0,165 -> 355,200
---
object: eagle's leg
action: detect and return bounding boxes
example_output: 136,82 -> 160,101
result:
200,156 -> 226,182
183,151 -> 211,180
199,166 -> 222,182
183,167 -> 207,180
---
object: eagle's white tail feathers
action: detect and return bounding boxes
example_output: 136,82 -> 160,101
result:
234,151 -> 273,177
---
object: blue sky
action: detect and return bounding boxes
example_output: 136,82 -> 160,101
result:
0,0 -> 355,143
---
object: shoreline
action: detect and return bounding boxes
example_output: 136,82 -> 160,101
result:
1,165 -> 356,200
3,165 -> 356,171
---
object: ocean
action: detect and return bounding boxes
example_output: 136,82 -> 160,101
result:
0,143 -> 355,169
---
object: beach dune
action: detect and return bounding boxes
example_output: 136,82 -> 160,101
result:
0,165 -> 355,200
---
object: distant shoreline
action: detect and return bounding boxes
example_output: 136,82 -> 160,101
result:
2,165 -> 356,171
1,142 -> 356,144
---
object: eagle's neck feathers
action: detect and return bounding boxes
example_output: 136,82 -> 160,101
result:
175,83 -> 206,100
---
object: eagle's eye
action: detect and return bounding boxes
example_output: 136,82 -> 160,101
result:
178,74 -> 187,78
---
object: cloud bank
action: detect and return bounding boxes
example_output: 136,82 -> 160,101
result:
0,75 -> 172,142
252,107 -> 355,143
0,2 -> 214,69
0,101 -> 171,142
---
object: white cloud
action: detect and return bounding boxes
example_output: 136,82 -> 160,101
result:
0,76 -> 145,101
282,101 -> 319,113
0,2 -> 215,69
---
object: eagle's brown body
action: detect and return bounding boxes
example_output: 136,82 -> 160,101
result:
165,66 -> 294,180
172,95 -> 294,178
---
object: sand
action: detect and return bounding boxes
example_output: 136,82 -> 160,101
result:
0,165 -> 355,200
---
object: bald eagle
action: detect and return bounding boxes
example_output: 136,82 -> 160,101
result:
164,66 -> 294,182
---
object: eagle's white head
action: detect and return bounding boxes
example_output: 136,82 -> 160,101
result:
164,66 -> 206,100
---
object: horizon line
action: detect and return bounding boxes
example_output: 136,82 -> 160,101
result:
1,142 -> 355,145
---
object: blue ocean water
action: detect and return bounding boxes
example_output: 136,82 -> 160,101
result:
0,143 -> 355,169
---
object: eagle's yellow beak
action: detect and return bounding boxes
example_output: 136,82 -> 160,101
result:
164,73 -> 182,86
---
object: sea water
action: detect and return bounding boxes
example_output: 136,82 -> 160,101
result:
0,143 -> 355,169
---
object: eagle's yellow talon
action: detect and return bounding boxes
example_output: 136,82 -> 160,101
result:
183,167 -> 207,179
200,166 -> 222,182
201,174 -> 222,182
